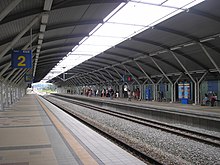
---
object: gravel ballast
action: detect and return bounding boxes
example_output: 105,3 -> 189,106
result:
47,97 -> 220,165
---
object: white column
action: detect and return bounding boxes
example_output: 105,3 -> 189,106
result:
5,84 -> 9,107
0,81 -> 3,111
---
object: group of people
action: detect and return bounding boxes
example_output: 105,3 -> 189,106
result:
202,93 -> 218,107
127,88 -> 141,101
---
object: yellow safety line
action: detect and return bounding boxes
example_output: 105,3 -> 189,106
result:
36,96 -> 99,165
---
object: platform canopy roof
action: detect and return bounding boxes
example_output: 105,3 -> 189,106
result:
0,0 -> 220,86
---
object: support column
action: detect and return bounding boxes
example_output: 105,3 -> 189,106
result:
171,52 -> 197,104
151,57 -> 174,102
0,81 -> 3,111
142,79 -> 148,100
5,84 -> 9,107
155,77 -> 163,101
173,74 -> 182,102
197,72 -> 208,104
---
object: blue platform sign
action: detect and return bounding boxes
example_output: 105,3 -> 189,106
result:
11,50 -> 32,68
24,73 -> 33,82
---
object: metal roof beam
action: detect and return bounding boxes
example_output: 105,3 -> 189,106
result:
190,8 -> 220,23
134,61 -> 154,84
199,43 -> 220,75
43,34 -> 86,44
103,69 -> 120,86
0,14 -> 41,59
40,43 -> 77,52
117,45 -> 182,72
0,20 -> 100,46
123,64 -> 141,86
155,25 -> 218,70
52,0 -> 126,9
0,0 -> 22,22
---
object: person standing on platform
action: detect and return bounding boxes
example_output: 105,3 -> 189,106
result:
202,93 -> 209,106
110,88 -> 114,100
127,89 -> 131,101
210,93 -> 216,107
136,88 -> 140,101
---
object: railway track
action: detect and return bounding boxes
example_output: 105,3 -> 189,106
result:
43,95 -> 163,165
48,95 -> 220,147
43,95 -> 220,164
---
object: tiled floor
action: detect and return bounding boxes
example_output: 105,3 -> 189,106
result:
0,94 -> 146,165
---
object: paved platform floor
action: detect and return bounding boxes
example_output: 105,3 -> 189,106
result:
0,94 -> 146,165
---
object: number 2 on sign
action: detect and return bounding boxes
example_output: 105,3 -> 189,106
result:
18,56 -> 26,67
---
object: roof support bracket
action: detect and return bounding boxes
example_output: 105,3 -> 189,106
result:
170,51 -> 199,104
134,61 -> 155,85
122,64 -> 141,86
150,57 -> 174,102
199,43 -> 220,75
104,69 -> 120,86
173,74 -> 183,102
112,66 -> 124,80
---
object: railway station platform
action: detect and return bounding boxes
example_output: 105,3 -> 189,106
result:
0,94 -> 146,165
55,93 -> 220,117
51,93 -> 220,132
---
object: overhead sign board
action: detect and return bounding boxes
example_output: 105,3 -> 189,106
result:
11,50 -> 32,68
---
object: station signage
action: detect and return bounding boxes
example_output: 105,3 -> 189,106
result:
11,50 -> 32,68
24,73 -> 33,82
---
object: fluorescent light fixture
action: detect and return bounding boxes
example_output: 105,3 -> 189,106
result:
182,0 -> 204,9
89,23 -> 103,35
37,45 -> 41,49
103,3 -> 126,22
170,46 -> 181,50
42,0 -> 205,82
72,45 -> 79,51
44,0 -> 53,11
41,14 -> 49,24
183,42 -> 195,47
40,24 -> 46,32
158,50 -> 168,54
79,36 -> 88,45
131,0 -> 167,5
200,37 -> 215,43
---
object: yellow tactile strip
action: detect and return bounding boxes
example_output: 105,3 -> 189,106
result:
36,96 -> 99,165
